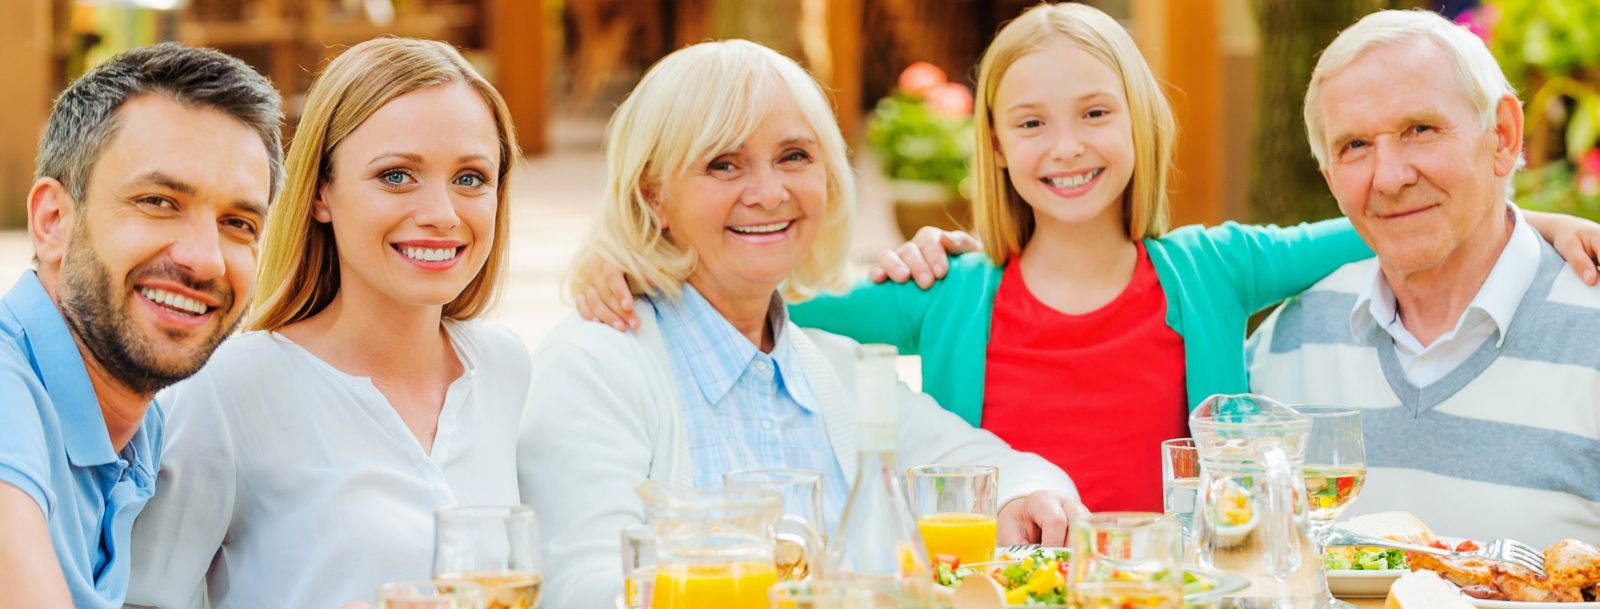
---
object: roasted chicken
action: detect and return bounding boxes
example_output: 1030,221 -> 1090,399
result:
1405,538 -> 1600,602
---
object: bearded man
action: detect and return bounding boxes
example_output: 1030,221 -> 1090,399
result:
0,43 -> 282,608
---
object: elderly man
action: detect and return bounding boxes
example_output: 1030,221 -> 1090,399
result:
0,44 -> 281,607
1247,9 -> 1600,546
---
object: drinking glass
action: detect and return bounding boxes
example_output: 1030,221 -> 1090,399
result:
724,468 -> 827,581
907,464 -> 998,566
377,580 -> 485,609
433,505 -> 543,609
1159,438 -> 1199,544
620,523 -> 656,609
1068,512 -> 1183,609
768,580 -> 892,609
1296,405 -> 1366,609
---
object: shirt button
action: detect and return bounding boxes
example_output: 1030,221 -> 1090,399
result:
753,360 -> 769,372
762,420 -> 775,431
1416,354 -> 1431,365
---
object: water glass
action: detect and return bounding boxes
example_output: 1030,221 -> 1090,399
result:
907,464 -> 998,566
1068,512 -> 1183,609
377,580 -> 485,609
1159,438 -> 1199,541
724,468 -> 827,581
433,505 -> 543,609
619,523 -> 656,609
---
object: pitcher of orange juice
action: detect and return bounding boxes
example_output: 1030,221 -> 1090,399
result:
638,483 -> 822,609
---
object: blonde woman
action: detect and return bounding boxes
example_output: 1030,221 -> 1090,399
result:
520,39 -> 1081,609
126,38 -> 527,609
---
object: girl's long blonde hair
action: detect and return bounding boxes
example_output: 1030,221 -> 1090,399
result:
248,38 -> 519,331
973,2 -> 1176,266
567,39 -> 855,303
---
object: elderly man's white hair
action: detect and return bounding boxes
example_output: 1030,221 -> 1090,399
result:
1303,8 -> 1518,170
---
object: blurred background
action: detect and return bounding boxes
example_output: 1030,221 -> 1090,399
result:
0,0 -> 1597,364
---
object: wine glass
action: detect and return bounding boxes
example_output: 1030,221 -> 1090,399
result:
433,505 -> 543,609
378,580 -> 485,609
1295,406 -> 1366,609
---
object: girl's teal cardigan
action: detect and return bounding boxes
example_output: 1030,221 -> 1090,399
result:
788,219 -> 1373,427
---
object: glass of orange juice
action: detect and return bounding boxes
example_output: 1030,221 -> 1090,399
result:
907,464 -> 998,567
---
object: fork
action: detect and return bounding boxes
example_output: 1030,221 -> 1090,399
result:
1321,527 -> 1547,577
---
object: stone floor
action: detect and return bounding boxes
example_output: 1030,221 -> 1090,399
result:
0,116 -> 924,384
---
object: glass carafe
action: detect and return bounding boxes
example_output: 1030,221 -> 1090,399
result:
1189,394 -> 1330,609
638,483 -> 820,609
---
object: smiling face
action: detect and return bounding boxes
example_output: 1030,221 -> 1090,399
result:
993,37 -> 1136,235
314,81 -> 501,311
652,90 -> 826,303
1315,37 -> 1521,276
52,93 -> 270,394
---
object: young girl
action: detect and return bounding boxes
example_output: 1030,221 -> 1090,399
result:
126,38 -> 529,608
577,3 -> 1600,513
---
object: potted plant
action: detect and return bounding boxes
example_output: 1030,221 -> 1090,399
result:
866,62 -> 976,237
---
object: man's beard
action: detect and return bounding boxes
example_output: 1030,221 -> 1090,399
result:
57,226 -> 241,396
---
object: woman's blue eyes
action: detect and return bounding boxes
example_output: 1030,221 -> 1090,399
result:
378,169 -> 489,188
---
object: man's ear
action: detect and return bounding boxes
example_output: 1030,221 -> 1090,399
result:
29,178 -> 73,268
1491,94 -> 1525,177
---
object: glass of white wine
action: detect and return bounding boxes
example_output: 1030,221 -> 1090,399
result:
433,505 -> 543,609
1295,405 -> 1366,609
377,580 -> 485,609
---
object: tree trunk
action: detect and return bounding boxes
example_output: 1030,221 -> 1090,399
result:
1247,0 -> 1416,225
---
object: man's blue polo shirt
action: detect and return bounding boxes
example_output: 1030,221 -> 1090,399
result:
0,271 -> 163,609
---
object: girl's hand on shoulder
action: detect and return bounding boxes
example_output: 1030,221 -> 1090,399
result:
867,227 -> 985,289
1525,209 -> 1600,285
573,258 -> 642,331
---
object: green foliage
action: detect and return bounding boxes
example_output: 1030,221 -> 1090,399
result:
1484,0 -> 1600,92
865,92 -> 974,195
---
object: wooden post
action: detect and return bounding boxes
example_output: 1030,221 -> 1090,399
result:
1134,0 -> 1225,228
824,0 -> 863,141
1,0 -> 52,228
490,0 -> 547,156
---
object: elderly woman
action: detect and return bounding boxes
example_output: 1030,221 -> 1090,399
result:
520,40 -> 1081,609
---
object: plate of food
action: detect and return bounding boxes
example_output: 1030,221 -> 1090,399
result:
1332,512 -> 1600,607
932,547 -> 1250,608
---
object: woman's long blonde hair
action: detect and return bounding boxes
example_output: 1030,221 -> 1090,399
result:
565,39 -> 855,304
973,2 -> 1176,266
248,38 -> 519,331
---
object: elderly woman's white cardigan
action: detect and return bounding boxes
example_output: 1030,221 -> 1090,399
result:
518,301 -> 1077,609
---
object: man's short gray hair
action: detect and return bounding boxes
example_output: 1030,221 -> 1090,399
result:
35,42 -> 285,204
1304,9 -> 1517,170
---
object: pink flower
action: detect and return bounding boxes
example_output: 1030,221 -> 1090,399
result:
1579,149 -> 1600,198
924,82 -> 973,118
1582,148 -> 1600,177
898,62 -> 947,97
1454,6 -> 1497,44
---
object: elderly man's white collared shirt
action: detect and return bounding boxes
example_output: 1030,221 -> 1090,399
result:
1348,204 -> 1541,388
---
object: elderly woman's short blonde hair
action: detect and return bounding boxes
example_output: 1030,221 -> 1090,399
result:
1304,9 -> 1518,170
568,39 -> 854,303
972,2 -> 1175,265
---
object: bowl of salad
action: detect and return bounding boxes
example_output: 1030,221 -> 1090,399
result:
932,548 -> 1249,608
1323,546 -> 1410,598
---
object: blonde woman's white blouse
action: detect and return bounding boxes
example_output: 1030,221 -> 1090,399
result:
125,321 -> 530,609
